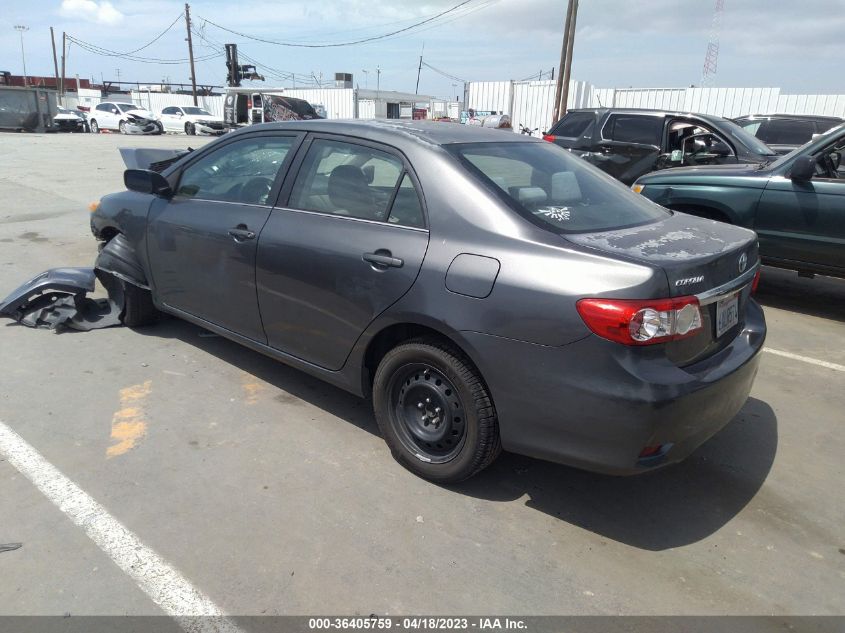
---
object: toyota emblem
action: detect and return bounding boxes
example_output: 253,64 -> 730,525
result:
738,252 -> 748,273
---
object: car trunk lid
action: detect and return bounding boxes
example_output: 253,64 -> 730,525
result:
566,212 -> 759,365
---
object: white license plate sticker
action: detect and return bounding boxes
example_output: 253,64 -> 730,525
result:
716,293 -> 739,338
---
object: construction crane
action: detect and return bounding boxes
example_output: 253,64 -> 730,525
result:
701,0 -> 724,87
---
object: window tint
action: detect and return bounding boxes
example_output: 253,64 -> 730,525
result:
387,174 -> 425,228
115,103 -> 137,113
735,119 -> 762,136
96,103 -> 110,112
288,139 -> 404,221
758,119 -> 815,145
604,114 -> 663,145
549,111 -> 595,138
176,136 -> 295,205
449,142 -> 669,234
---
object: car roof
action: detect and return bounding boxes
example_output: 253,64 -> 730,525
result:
567,107 -> 727,123
733,113 -> 845,122
229,119 -> 538,148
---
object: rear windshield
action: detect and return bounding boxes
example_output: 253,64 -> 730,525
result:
549,111 -> 595,138
448,141 -> 670,233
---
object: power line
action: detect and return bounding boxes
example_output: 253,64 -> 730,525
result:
67,34 -> 220,65
421,61 -> 466,84
123,13 -> 184,55
196,0 -> 478,48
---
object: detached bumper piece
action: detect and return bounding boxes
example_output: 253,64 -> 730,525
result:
0,267 -> 123,332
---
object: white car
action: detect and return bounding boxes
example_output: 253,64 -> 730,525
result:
159,105 -> 225,135
88,102 -> 162,135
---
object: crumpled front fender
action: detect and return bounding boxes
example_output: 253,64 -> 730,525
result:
0,268 -> 96,318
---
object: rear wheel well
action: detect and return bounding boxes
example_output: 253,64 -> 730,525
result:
363,324 -> 472,393
669,204 -> 731,224
99,227 -> 119,242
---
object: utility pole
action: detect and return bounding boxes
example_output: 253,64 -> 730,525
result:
50,27 -> 61,102
559,0 -> 579,119
60,32 -> 67,100
376,65 -> 380,98
415,42 -> 425,94
14,25 -> 29,87
551,1 -> 574,125
184,3 -> 198,105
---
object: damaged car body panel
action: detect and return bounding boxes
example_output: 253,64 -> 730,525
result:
0,267 -> 123,331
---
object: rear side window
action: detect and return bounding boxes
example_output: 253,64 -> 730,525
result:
449,142 -> 669,234
289,139 -> 419,224
757,119 -> 815,145
549,111 -> 595,138
603,114 -> 663,145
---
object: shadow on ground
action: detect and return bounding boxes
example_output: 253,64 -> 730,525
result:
755,266 -> 845,322
138,317 -> 777,552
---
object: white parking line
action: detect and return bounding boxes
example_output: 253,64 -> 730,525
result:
0,420 -> 244,633
764,348 -> 845,373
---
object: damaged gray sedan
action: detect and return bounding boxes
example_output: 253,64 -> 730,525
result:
2,120 -> 766,482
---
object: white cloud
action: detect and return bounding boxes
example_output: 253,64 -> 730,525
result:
60,0 -> 124,25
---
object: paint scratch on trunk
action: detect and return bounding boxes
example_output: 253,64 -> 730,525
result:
107,380 -> 152,458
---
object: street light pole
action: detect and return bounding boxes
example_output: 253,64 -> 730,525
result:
14,25 -> 29,87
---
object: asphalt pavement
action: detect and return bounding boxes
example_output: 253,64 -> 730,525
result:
0,132 -> 842,618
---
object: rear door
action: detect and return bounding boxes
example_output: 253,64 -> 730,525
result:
160,106 -> 181,132
146,132 -> 303,341
256,135 -> 429,370
591,113 -> 663,184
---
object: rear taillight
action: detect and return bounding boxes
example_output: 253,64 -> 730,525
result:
247,98 -> 252,109
576,296 -> 703,346
751,268 -> 761,294
542,134 -> 555,143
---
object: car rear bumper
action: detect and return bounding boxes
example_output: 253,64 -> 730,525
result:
462,299 -> 766,475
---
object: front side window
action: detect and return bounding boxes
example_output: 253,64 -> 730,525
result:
162,107 -> 177,115
449,141 -> 669,233
176,136 -> 295,205
604,114 -> 663,145
288,139 -> 406,222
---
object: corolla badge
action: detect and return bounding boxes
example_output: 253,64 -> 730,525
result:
738,252 -> 748,273
675,276 -> 705,287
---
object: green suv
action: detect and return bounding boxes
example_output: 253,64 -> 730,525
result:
634,124 -> 845,279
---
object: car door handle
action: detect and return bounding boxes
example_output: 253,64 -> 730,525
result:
228,226 -> 256,241
363,251 -> 403,269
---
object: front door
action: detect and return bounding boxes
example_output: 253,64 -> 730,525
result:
146,132 -> 302,342
159,106 -> 182,132
755,139 -> 845,272
256,136 -> 430,370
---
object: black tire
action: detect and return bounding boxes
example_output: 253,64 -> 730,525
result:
118,120 -> 127,134
120,279 -> 159,327
185,122 -> 195,135
89,119 -> 99,134
154,121 -> 164,135
373,338 -> 501,483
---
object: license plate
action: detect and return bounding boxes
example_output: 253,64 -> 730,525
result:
716,293 -> 739,338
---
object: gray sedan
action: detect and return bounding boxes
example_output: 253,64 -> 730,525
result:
87,120 -> 765,482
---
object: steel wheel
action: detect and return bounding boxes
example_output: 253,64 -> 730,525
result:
388,363 -> 467,463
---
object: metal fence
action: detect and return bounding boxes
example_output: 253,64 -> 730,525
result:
467,80 -> 845,132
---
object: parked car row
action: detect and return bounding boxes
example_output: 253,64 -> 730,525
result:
52,101 -> 226,136
546,107 -> 845,280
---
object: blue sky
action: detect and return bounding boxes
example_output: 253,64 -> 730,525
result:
1,0 -> 843,99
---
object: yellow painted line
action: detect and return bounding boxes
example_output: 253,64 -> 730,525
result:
107,380 -> 152,458
240,372 -> 265,406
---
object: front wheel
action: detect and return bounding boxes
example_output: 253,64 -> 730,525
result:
118,120 -> 127,134
373,339 -> 501,483
185,122 -> 195,135
89,119 -> 99,134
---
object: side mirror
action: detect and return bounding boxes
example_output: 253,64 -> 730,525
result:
124,169 -> 172,196
711,141 -> 732,156
790,155 -> 816,181
177,111 -> 184,117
